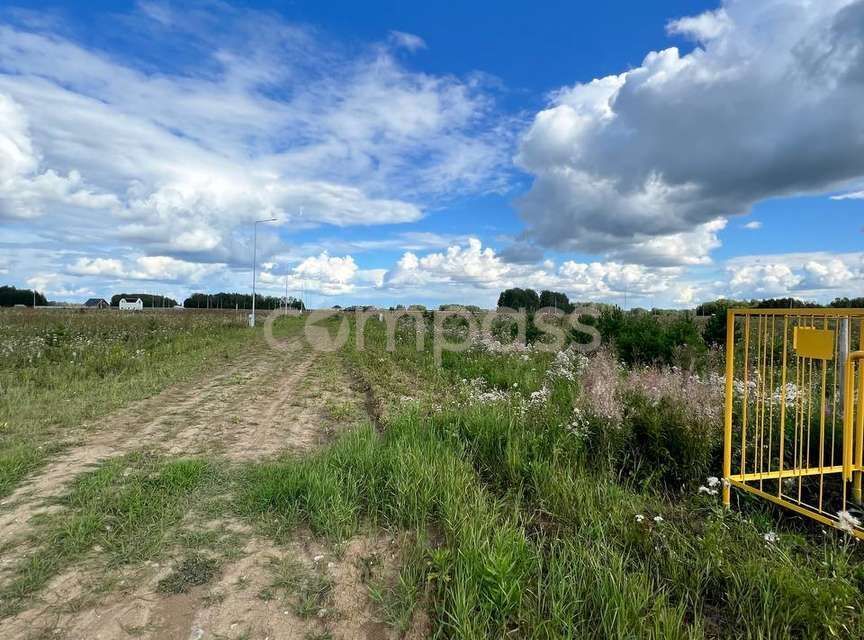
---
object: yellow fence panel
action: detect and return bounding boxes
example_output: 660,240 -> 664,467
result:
722,308 -> 864,539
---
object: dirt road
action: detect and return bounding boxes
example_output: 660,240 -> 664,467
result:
0,331 -> 419,640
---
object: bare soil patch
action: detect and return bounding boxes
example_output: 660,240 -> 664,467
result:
1,531 -> 427,640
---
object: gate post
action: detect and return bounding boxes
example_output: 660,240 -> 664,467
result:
723,309 -> 735,507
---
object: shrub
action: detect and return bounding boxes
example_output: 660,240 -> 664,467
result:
620,392 -> 716,489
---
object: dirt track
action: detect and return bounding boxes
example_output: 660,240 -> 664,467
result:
0,332 -> 415,640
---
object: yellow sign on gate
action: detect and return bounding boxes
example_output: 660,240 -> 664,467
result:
793,327 -> 835,360
722,308 -> 864,538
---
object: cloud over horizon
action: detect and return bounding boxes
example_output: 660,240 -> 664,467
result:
1,1 -> 862,308
515,0 -> 864,266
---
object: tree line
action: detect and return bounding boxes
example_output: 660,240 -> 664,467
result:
696,297 -> 864,347
493,288 -> 864,369
0,286 -> 48,307
182,292 -> 304,310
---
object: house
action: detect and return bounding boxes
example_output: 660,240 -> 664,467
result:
119,298 -> 144,311
83,298 -> 109,309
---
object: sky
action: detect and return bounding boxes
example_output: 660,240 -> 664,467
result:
0,0 -> 862,309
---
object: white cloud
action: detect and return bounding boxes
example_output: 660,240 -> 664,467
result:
381,238 -> 683,305
0,94 -> 120,220
667,8 -> 732,42
389,30 -> 426,52
67,256 -> 222,283
259,251 -> 360,296
516,0 -> 864,266
743,221 -> 762,230
729,264 -> 802,296
384,238 -> 510,289
831,190 -> 864,200
725,252 -> 864,297
0,7 -> 510,267
293,252 -> 359,295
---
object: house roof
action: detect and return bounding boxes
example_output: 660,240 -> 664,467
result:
84,298 -> 108,306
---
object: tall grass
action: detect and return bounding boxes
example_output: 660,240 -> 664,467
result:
5,312 -> 863,637
235,396 -> 864,638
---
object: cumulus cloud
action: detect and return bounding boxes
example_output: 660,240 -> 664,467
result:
258,251 -> 361,296
67,256 -> 223,283
0,5 -> 510,268
0,94 -> 120,220
516,0 -> 864,265
743,221 -> 762,230
381,238 -> 682,305
726,252 -> 864,296
667,8 -> 732,42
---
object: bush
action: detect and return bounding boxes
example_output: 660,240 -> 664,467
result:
596,307 -> 708,368
620,392 -> 715,489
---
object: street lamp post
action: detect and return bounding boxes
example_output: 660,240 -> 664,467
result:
250,217 -> 277,327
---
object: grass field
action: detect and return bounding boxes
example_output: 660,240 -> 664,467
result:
1,310 -> 863,639
0,309 -> 252,499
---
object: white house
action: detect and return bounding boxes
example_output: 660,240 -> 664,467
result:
119,298 -> 144,311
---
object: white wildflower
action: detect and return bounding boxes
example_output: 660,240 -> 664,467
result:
653,515 -> 664,523
635,514 -> 645,523
698,486 -> 718,496
706,476 -> 721,488
837,511 -> 861,534
763,531 -> 779,544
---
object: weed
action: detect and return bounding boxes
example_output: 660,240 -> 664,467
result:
268,556 -> 334,619
157,555 -> 220,594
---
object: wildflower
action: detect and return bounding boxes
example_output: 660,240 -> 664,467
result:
653,515 -> 664,524
706,476 -> 721,488
763,531 -> 779,544
635,514 -> 645,523
837,511 -> 861,533
528,386 -> 550,406
698,486 -> 718,496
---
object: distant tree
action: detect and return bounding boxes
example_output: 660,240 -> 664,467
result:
539,290 -> 575,313
497,288 -> 540,312
830,297 -> 864,308
0,285 -> 48,307
751,297 -> 818,309
695,298 -> 749,348
181,292 -> 295,310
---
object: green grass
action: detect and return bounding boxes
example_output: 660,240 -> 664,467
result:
1,452 -> 212,613
267,555 -> 334,619
4,311 -> 864,638
0,309 -> 251,497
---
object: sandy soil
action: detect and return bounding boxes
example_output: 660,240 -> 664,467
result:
3,529 -> 427,640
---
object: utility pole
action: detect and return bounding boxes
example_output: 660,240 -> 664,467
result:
250,217 -> 277,327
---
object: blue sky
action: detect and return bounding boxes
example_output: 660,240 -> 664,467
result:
0,0 -> 862,308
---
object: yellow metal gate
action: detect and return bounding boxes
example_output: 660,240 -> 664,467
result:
722,309 -> 864,538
